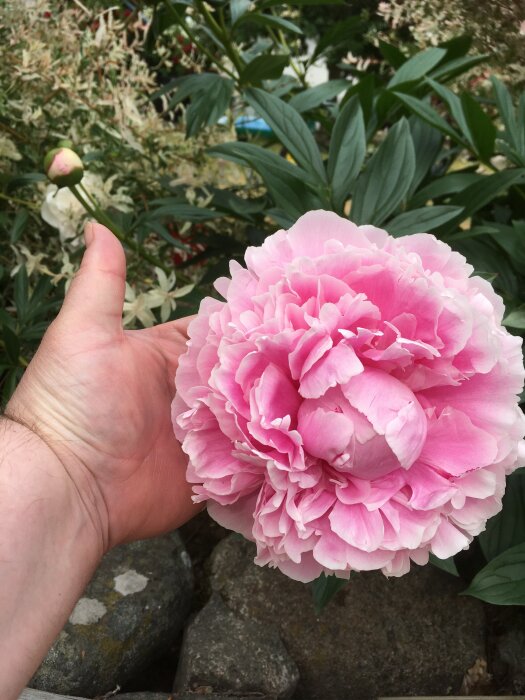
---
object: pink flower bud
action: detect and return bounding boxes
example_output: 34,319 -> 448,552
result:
44,147 -> 84,188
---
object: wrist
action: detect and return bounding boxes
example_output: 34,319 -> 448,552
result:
0,417 -> 104,699
0,415 -> 108,558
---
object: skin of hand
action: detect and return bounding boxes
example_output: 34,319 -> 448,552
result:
5,221 -> 201,553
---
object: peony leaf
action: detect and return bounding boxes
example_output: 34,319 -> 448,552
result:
408,116 -> 443,197
327,96 -> 366,213
386,205 -> 464,237
479,471 -> 525,560
351,117 -> 415,226
239,54 -> 289,85
393,92 -> 466,146
311,573 -> 349,612
289,79 -> 349,113
429,552 -> 459,576
388,47 -> 446,88
463,543 -> 525,605
460,93 -> 496,162
245,87 -> 327,183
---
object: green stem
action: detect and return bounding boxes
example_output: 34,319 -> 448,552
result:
70,185 -> 170,274
270,9 -> 306,87
0,192 -> 39,210
162,0 -> 237,80
195,0 -> 244,75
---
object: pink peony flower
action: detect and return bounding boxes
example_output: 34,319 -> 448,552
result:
172,211 -> 525,582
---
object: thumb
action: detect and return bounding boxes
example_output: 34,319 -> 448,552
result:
59,221 -> 126,335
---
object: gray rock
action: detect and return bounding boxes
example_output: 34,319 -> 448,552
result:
209,535 -> 486,700
116,695 -> 171,700
175,593 -> 299,699
493,609 -> 525,693
31,531 -> 193,697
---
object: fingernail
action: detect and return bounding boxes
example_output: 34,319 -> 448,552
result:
84,220 -> 95,247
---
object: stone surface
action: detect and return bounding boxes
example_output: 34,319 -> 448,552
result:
490,607 -> 525,693
175,593 -> 299,699
31,531 -> 193,697
209,534 -> 487,700
116,695 -> 171,700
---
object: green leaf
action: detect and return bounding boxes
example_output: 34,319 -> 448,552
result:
311,16 -> 363,61
410,172 -> 482,208
185,77 -> 234,137
503,308 -> 525,329
289,80 -> 349,113
144,203 -> 222,222
327,96 -> 366,213
159,73 -> 234,137
237,12 -> 303,34
260,0 -> 344,6
6,172 -> 46,192
491,76 -> 520,152
393,92 -> 466,145
386,205 -> 464,237
13,266 -> 29,322
460,93 -> 496,162
388,47 -> 446,88
449,169 -> 525,220
245,87 -> 327,183
2,325 -> 20,366
377,41 -> 406,69
351,118 -> 416,226
311,573 -> 348,613
230,0 -> 251,24
408,116 -> 443,196
209,141 -> 324,215
10,209 -> 29,244
429,552 -> 459,576
479,472 -> 525,560
426,78 -> 471,143
428,54 -> 489,84
463,542 -> 525,605
439,35 -> 472,61
239,54 -> 289,84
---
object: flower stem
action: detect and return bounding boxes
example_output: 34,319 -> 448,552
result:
70,185 -> 170,274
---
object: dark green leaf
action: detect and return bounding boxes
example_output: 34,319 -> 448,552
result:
2,325 -> 20,366
503,309 -> 525,329
230,0 -> 251,24
388,48 -> 446,88
327,96 -> 366,213
266,207 -> 296,228
239,54 -> 289,84
491,76 -> 520,152
460,93 -> 496,161
311,16 -> 363,61
450,169 -> 525,220
393,92 -> 465,145
479,472 -> 525,562
13,267 -> 29,322
463,542 -> 525,605
410,172 -> 482,208
6,172 -> 46,192
144,204 -> 222,222
429,552 -> 459,576
426,78 -> 471,142
209,141 -> 324,215
260,0 -> 344,6
245,87 -> 327,183
289,80 -> 349,113
439,35 -> 472,61
428,54 -> 489,83
454,237 -> 518,298
10,209 -> 29,243
386,205 -> 464,237
377,41 -> 406,69
186,77 -> 234,137
408,116 -> 443,197
237,12 -> 303,33
311,573 -> 348,613
351,118 -> 416,226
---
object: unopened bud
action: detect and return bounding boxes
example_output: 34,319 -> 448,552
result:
44,147 -> 84,187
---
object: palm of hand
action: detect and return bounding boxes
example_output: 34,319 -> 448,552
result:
7,225 -> 200,549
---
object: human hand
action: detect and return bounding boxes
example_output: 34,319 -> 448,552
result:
6,222 -> 200,553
